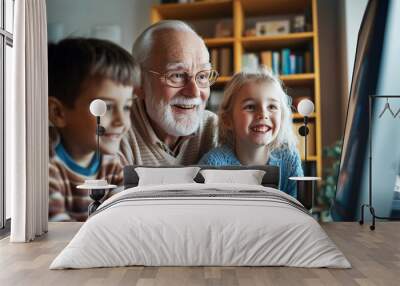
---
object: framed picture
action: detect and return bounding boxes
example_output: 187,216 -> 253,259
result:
256,20 -> 290,36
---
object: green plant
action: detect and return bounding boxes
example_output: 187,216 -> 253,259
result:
318,140 -> 343,210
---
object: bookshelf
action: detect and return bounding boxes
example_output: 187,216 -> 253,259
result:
151,0 -> 322,179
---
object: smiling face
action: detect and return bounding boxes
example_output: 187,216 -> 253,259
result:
230,82 -> 283,148
139,29 -> 211,138
60,78 -> 133,156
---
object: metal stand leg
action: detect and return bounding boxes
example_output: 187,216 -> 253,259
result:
359,204 -> 376,230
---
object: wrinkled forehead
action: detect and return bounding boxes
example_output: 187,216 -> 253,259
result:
146,30 -> 210,71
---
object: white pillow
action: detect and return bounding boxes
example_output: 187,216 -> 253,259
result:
135,167 -> 200,186
200,169 -> 266,185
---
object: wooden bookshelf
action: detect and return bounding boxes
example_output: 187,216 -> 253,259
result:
215,76 -> 231,86
241,32 -> 314,49
204,37 -> 234,47
214,74 -> 315,86
151,0 -> 232,21
151,0 -> 322,179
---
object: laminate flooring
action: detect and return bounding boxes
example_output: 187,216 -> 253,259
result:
0,222 -> 399,286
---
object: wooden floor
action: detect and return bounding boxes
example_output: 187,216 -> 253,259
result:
0,222 -> 399,286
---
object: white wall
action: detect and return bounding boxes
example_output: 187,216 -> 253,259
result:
46,0 -> 159,51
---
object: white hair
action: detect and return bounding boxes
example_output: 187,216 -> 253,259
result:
132,20 -> 205,87
219,67 -> 298,151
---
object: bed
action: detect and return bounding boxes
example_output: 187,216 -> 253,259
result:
50,165 -> 350,269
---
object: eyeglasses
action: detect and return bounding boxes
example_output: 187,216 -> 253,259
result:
147,69 -> 219,88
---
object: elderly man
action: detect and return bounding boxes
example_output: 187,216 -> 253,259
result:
120,20 -> 219,165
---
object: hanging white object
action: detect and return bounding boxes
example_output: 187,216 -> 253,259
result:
90,99 -> 107,117
298,99 -> 314,116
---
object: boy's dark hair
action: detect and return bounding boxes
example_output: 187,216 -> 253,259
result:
48,38 -> 134,108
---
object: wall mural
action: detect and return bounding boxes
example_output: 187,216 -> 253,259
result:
46,0 -> 400,224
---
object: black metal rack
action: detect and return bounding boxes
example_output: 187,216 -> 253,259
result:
360,95 -> 400,230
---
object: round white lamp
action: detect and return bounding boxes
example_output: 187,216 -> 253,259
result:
298,99 -> 314,117
90,99 -> 107,117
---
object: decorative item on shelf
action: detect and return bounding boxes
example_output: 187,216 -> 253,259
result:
359,95 -> 400,231
292,15 -> 306,33
215,20 -> 232,37
290,98 -> 320,213
255,19 -> 290,36
76,99 -> 115,216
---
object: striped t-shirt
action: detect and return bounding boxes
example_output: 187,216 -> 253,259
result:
49,140 -> 127,222
120,97 -> 218,166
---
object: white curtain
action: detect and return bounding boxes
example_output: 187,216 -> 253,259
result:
8,0 -> 48,242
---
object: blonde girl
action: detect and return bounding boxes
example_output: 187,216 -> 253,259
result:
199,68 -> 303,197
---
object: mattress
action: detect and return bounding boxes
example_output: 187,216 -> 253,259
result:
50,183 -> 351,269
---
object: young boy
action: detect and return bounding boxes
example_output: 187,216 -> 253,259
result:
48,38 -> 134,222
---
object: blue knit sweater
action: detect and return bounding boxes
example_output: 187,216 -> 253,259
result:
198,145 -> 304,198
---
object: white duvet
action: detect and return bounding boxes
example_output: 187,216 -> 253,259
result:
50,183 -> 351,269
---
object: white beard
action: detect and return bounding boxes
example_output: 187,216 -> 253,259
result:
145,95 -> 204,137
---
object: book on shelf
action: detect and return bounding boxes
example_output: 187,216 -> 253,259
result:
296,53 -> 304,74
260,51 -> 272,70
219,48 -> 232,76
304,50 -> 312,73
258,48 -> 311,75
272,51 -> 280,75
292,121 -> 316,158
210,47 -> 232,77
290,54 -> 296,74
281,48 -> 291,75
